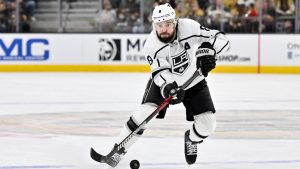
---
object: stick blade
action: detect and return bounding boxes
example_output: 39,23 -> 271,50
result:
90,147 -> 106,163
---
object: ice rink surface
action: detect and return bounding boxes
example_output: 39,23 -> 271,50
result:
0,72 -> 300,169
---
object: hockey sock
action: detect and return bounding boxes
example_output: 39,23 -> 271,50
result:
116,103 -> 157,150
189,111 -> 216,142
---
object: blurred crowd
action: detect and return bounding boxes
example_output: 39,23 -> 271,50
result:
95,0 -> 297,33
0,0 -> 36,32
0,0 -> 298,33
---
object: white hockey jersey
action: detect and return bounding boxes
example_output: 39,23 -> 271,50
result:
143,18 -> 230,89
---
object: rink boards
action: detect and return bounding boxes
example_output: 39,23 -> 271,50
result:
0,34 -> 300,73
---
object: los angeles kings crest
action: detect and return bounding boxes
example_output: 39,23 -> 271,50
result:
171,50 -> 190,75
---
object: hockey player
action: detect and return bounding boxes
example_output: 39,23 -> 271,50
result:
103,3 -> 230,167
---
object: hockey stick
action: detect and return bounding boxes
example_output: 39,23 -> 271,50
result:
90,69 -> 201,167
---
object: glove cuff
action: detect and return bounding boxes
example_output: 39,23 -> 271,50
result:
195,48 -> 216,58
160,83 -> 168,99
196,42 -> 216,58
160,82 -> 178,99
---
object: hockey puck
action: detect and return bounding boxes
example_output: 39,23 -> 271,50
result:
130,159 -> 140,169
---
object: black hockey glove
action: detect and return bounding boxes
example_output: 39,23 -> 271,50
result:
161,82 -> 185,105
195,42 -> 217,77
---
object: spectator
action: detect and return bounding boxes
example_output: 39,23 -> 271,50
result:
118,0 -> 141,32
229,0 -> 248,32
282,19 -> 293,32
197,0 -> 210,11
0,0 -> 5,14
262,0 -> 276,32
109,0 -> 122,9
19,11 -> 30,32
207,0 -> 232,31
5,0 -> 26,32
94,0 -> 116,32
274,0 -> 295,33
224,0 -> 237,10
174,0 -> 189,18
0,0 -> 8,32
128,10 -> 141,33
245,2 -> 258,18
173,0 -> 202,19
275,0 -> 295,16
114,9 -> 131,33
23,0 -> 36,22
119,0 -> 140,14
186,0 -> 205,19
245,2 -> 258,32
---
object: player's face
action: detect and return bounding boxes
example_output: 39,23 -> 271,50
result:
154,19 -> 176,43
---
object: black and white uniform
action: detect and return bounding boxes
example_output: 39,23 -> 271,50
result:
116,18 -> 230,149
142,18 -> 230,121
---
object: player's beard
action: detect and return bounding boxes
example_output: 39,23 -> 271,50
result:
157,31 -> 176,43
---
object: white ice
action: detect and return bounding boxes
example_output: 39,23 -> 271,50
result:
0,73 -> 300,169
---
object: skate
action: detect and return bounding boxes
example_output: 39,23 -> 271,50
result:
184,130 -> 203,165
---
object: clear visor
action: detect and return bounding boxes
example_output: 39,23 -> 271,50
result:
154,19 -> 176,29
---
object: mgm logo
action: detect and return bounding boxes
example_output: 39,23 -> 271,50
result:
98,39 -> 121,61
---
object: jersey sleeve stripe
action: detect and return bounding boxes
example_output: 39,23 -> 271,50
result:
214,31 -> 225,36
179,35 -> 210,42
154,44 -> 169,59
157,59 -> 161,67
217,40 -> 230,54
160,74 -> 166,82
152,68 -> 172,78
212,32 -> 225,46
212,36 -> 217,46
